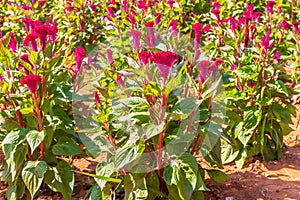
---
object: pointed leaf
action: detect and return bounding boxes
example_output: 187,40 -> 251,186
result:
22,161 -> 47,199
26,130 -> 45,154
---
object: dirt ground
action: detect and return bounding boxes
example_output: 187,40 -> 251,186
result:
0,112 -> 299,200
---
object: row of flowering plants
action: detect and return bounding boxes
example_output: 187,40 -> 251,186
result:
0,0 -> 299,199
0,1 -> 84,199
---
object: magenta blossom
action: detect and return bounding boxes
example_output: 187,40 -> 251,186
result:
21,74 -> 42,93
292,22 -> 300,34
192,23 -> 202,43
273,51 -> 281,62
198,60 -> 219,83
145,22 -> 156,48
231,65 -> 237,71
192,23 -> 203,62
139,52 -> 151,65
122,0 -> 128,12
106,49 -> 114,64
259,30 -> 274,54
33,25 -> 50,52
278,5 -> 282,14
154,13 -> 162,25
75,46 -> 86,74
167,0 -> 175,8
93,91 -> 100,105
127,14 -> 136,29
116,76 -> 124,87
8,33 -> 17,52
151,51 -> 178,84
107,7 -> 116,18
130,29 -> 142,49
266,1 -> 276,14
22,4 -> 31,10
90,4 -> 97,12
248,81 -> 256,88
171,20 -> 177,37
24,33 -> 39,51
281,18 -> 291,30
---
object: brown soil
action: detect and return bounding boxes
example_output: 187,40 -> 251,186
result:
203,131 -> 300,200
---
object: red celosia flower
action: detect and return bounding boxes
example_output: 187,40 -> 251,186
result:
273,51 -> 281,62
248,81 -> 256,88
8,33 -> 17,52
198,60 -> 210,83
108,7 -> 116,17
260,30 -> 273,51
116,76 -> 124,87
266,1 -> 276,14
139,51 -> 151,65
20,74 -> 42,93
106,49 -> 114,64
122,0 -> 128,12
145,21 -> 154,28
22,4 -> 31,10
154,13 -> 162,25
90,4 -> 97,12
127,14 -> 136,29
198,60 -> 219,83
24,32 -> 39,51
281,18 -> 291,30
145,22 -> 155,48
39,1 -> 46,7
151,51 -> 178,84
231,65 -> 237,71
171,20 -> 177,32
33,25 -> 50,52
192,23 -> 202,33
278,5 -> 282,14
93,91 -> 100,104
167,0 -> 175,8
292,22 -> 300,34
75,46 -> 86,74
130,29 -> 142,49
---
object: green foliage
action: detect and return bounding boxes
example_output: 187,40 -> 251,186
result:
0,0 -> 299,199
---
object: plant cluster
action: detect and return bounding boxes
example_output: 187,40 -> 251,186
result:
0,0 -> 299,199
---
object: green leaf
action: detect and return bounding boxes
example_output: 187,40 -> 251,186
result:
206,169 -> 229,184
26,130 -> 45,154
6,178 -> 25,200
146,172 -> 162,199
73,0 -> 83,8
94,162 -> 117,190
0,40 -> 12,63
78,132 -> 114,158
87,185 -> 102,200
221,144 -> 239,164
164,153 -> 199,200
2,130 -> 27,182
164,72 -> 187,96
52,140 -> 84,156
268,80 -> 288,96
114,142 -> 145,169
44,160 -> 74,200
142,81 -> 161,96
124,173 -> 148,200
22,161 -> 47,199
2,129 -> 26,158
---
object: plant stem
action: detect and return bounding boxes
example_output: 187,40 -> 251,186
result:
157,129 -> 167,193
33,93 -> 44,160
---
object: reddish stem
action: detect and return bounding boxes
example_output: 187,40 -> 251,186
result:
33,93 -> 44,160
